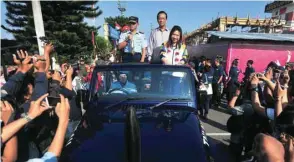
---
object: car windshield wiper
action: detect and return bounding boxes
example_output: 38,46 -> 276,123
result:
104,97 -> 147,110
148,98 -> 190,110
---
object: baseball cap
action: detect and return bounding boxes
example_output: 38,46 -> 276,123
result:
129,16 -> 139,23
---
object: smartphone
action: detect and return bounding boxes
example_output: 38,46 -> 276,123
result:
274,72 -> 281,79
29,56 -> 37,64
256,73 -> 263,78
46,96 -> 61,108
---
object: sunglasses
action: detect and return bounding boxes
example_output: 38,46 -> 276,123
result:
129,22 -> 137,25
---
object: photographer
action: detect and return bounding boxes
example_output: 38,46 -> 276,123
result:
254,104 -> 294,162
1,94 -> 71,162
48,66 -> 82,139
226,80 -> 254,161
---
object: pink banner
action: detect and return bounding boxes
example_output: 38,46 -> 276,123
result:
227,43 -> 294,81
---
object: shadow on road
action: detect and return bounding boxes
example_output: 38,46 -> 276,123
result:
201,118 -> 228,132
208,136 -> 235,162
211,105 -> 231,115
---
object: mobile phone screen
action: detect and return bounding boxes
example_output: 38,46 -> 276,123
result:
274,72 -> 280,79
46,96 -> 61,107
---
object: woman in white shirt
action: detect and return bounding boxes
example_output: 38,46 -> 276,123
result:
159,25 -> 189,96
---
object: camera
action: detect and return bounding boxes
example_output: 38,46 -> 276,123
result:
256,73 -> 263,78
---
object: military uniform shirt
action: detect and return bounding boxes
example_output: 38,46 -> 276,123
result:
119,31 -> 147,53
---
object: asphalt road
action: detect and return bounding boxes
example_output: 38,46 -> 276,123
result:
199,100 -> 236,162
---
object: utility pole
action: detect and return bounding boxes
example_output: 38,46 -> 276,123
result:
31,0 -> 45,55
118,0 -> 126,17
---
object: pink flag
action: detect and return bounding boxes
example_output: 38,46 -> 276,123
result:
115,22 -> 121,30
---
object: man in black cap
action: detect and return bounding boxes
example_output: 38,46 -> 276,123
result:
118,16 -> 147,63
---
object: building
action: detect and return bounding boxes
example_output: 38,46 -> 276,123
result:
265,0 -> 294,33
188,31 -> 294,80
185,17 -> 286,45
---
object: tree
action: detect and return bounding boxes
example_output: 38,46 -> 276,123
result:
1,1 -> 102,61
95,36 -> 112,59
104,16 -> 129,28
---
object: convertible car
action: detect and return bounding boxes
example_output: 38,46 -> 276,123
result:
60,64 -> 215,162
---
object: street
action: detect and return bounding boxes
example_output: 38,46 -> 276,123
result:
200,100 -> 235,162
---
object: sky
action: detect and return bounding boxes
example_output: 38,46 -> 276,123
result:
1,1 -> 271,40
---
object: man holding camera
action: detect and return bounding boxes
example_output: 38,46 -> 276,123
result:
118,16 -> 147,63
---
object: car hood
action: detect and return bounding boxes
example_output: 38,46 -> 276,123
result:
63,111 -> 210,162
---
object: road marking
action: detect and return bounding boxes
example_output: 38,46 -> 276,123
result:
206,133 -> 231,136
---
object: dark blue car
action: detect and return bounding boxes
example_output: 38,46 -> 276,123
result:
61,64 -> 214,162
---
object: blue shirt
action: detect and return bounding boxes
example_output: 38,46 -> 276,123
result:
28,152 -> 57,162
119,31 -> 147,53
212,65 -> 224,83
201,68 -> 214,84
110,81 -> 137,94
229,66 -> 240,83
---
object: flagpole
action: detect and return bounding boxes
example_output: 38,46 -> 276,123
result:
32,0 -> 45,55
92,1 -> 96,64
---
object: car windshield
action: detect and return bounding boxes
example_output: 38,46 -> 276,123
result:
89,66 -> 195,100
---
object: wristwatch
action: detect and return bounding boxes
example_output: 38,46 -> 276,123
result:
21,113 -> 33,122
250,87 -> 259,92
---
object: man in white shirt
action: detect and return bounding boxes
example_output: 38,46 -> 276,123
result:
148,11 -> 170,62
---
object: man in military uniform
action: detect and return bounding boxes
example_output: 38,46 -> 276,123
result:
118,16 -> 147,63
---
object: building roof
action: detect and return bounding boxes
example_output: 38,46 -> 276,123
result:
206,31 -> 294,42
264,1 -> 293,13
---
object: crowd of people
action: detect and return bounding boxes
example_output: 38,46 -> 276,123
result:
1,9 -> 294,162
0,44 -> 96,161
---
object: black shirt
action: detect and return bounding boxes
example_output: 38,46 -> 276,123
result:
244,67 -> 255,81
49,80 -> 82,121
229,66 -> 240,84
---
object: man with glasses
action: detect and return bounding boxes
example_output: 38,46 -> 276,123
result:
148,11 -> 170,62
118,16 -> 147,63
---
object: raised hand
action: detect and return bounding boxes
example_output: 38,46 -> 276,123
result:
28,93 -> 49,119
274,80 -> 286,99
44,43 -> 54,54
66,65 -> 74,76
0,101 -> 14,125
265,67 -> 273,80
13,50 -> 33,73
55,94 -> 70,123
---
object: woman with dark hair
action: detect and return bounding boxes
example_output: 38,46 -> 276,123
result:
160,25 -> 188,65
199,59 -> 214,119
159,25 -> 189,96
